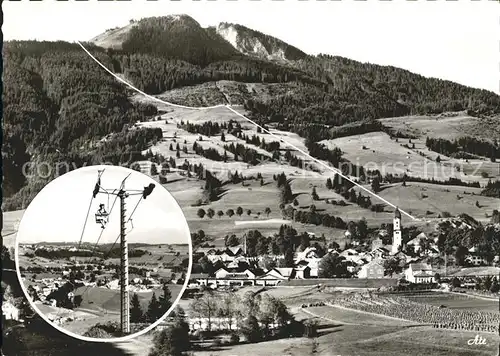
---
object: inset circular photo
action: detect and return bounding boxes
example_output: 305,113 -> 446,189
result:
15,165 -> 192,342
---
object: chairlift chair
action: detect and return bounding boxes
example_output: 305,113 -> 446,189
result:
95,203 -> 109,229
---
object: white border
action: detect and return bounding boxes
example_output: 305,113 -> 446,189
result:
14,164 -> 193,343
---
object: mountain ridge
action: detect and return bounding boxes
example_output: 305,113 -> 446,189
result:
90,14 -> 308,64
214,22 -> 307,62
88,14 -> 500,100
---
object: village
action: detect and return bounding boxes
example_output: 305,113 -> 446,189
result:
16,243 -> 185,311
185,208 -> 500,291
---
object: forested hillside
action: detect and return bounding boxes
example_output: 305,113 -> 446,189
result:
118,54 -> 321,94
2,41 -> 158,209
297,55 -> 500,116
93,17 -> 500,143
245,55 -> 500,142
121,15 -> 239,65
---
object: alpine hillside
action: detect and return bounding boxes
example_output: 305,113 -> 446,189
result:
3,14 -> 500,222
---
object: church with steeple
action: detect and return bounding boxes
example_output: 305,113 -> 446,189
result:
392,207 -> 403,254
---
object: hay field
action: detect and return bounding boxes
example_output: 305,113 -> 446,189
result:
363,182 -> 497,222
305,305 -> 414,326
320,132 -> 493,185
451,267 -> 500,277
401,292 -> 499,313
289,176 -> 499,225
111,286 -> 499,356
136,108 -> 323,183
190,323 -> 495,356
379,113 -> 497,140
75,284 -> 183,312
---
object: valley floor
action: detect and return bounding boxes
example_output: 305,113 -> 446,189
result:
114,286 -> 499,356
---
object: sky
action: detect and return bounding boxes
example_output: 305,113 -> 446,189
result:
3,0 -> 499,95
16,166 -> 191,245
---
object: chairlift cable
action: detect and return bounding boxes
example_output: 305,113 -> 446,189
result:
76,199 -> 93,247
80,174 -> 133,300
77,184 -> 101,249
92,192 -> 120,250
101,197 -> 143,260
74,173 -> 144,313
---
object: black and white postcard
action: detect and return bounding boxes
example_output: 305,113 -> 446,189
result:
2,1 -> 499,355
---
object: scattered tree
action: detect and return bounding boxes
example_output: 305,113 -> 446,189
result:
197,208 -> 206,219
130,293 -> 143,323
311,187 -> 319,201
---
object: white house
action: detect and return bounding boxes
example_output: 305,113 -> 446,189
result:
197,248 -> 221,263
106,279 -> 120,289
295,266 -> 311,279
406,233 -> 427,253
255,268 -> 293,286
340,248 -> 359,257
425,246 -> 441,258
2,302 -> 19,320
340,249 -> 362,264
274,268 -> 296,279
370,247 -> 389,259
209,268 -> 256,286
327,248 -> 340,255
357,258 -> 385,279
344,253 -> 369,265
466,254 -> 488,266
404,263 -> 434,283
295,247 -> 320,261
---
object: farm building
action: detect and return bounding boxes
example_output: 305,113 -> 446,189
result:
198,246 -> 246,263
295,246 -> 320,261
294,266 -> 312,279
294,247 -> 321,275
189,273 -> 210,286
255,268 -> 295,286
357,258 -> 385,279
405,263 -> 434,283
466,247 -> 489,266
466,253 -> 489,266
106,279 -> 120,289
406,232 -> 427,253
370,247 -> 389,259
2,302 -> 20,320
199,267 -> 314,287
195,268 -> 259,287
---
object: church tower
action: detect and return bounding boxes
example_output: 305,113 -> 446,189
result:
392,207 -> 402,254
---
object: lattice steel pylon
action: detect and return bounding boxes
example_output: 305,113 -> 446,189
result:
119,189 -> 130,334
91,172 -> 155,335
